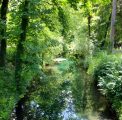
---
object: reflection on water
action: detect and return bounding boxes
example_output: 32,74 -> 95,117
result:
61,90 -> 88,120
29,89 -> 89,120
27,63 -> 94,120
16,59 -> 116,120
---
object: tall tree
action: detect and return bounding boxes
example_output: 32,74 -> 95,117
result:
0,0 -> 9,67
88,14 -> 91,37
52,0 -> 70,57
110,0 -> 117,52
15,0 -> 29,119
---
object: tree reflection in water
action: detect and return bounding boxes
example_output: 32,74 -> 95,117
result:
22,60 -> 90,120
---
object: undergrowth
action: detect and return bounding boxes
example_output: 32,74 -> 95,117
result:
88,51 -> 122,119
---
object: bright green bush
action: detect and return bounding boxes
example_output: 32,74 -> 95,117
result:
88,52 -> 122,119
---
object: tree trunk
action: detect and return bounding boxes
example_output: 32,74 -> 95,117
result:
88,14 -> 91,37
119,0 -> 122,16
15,0 -> 29,95
15,0 -> 29,119
101,14 -> 111,48
0,0 -> 9,67
0,0 -> 1,3
110,0 -> 117,53
58,7 -> 68,57
53,0 -> 68,57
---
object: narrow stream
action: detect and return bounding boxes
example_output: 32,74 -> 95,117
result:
11,59 -> 117,120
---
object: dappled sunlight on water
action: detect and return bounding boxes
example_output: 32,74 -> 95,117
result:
61,90 -> 88,120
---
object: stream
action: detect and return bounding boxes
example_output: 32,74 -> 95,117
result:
11,59 -> 117,120
60,89 -> 114,120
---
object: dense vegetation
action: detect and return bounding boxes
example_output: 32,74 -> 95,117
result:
0,0 -> 122,120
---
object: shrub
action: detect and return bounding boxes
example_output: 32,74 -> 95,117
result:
88,52 -> 122,119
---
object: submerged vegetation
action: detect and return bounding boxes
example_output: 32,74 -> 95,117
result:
0,0 -> 122,120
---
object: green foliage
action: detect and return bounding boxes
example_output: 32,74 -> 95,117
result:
87,51 -> 108,75
1,0 -> 93,117
1,0 -> 122,119
67,0 -> 80,9
0,66 -> 16,119
89,53 -> 122,118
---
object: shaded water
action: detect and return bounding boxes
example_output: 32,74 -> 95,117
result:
11,59 -> 117,120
